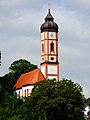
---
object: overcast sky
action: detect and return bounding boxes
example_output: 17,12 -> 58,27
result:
0,0 -> 90,98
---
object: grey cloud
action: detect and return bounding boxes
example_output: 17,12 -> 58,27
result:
59,0 -> 90,14
56,8 -> 90,97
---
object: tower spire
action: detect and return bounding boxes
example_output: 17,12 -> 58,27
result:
48,0 -> 50,10
40,4 -> 59,81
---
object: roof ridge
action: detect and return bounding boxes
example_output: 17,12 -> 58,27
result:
13,69 -> 45,89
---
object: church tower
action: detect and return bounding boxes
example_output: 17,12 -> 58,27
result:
40,9 -> 59,80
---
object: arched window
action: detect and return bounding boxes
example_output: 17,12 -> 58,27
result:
42,44 -> 44,52
18,91 -> 20,97
27,89 -> 29,96
50,42 -> 54,52
24,90 -> 26,97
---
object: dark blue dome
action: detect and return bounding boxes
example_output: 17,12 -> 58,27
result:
40,9 -> 58,32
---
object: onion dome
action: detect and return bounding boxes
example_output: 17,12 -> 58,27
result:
40,9 -> 58,32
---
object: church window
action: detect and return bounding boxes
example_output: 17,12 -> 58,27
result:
24,90 -> 26,97
50,42 -> 54,51
18,91 -> 20,97
42,58 -> 44,61
51,57 -> 54,60
27,89 -> 29,96
42,44 -> 44,52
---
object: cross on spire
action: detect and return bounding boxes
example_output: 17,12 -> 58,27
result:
48,0 -> 51,10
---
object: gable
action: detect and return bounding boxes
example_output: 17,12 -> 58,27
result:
13,69 -> 45,90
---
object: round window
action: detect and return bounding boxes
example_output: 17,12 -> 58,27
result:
51,57 -> 54,60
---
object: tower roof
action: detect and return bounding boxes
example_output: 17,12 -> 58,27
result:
45,9 -> 54,21
40,9 -> 58,32
13,69 -> 46,89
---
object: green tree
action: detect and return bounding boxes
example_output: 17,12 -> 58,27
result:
86,98 -> 90,106
0,59 -> 37,96
0,59 -> 37,118
0,77 -> 5,103
22,79 -> 85,120
9,59 -> 37,80
0,93 -> 23,120
8,116 -> 21,120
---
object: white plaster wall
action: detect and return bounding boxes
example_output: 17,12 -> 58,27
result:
54,41 -> 56,54
46,55 -> 48,61
15,89 -> 22,99
49,56 -> 56,62
41,32 -> 44,40
41,65 -> 46,77
53,41 -> 56,54
45,32 -> 47,39
49,41 -> 50,54
48,65 -> 57,74
22,85 -> 34,97
45,40 -> 48,54
48,76 -> 57,80
15,85 -> 34,98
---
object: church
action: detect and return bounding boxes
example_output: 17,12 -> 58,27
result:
13,8 -> 60,98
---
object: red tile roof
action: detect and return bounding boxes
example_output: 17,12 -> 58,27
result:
13,69 -> 45,89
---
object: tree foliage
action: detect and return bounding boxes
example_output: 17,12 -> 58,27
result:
0,59 -> 37,119
0,93 -> 23,120
9,59 -> 37,80
21,79 -> 85,120
0,58 -> 86,120
86,98 -> 90,107
0,59 -> 37,98
0,79 -> 85,120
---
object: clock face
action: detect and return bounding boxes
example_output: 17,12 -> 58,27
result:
50,33 -> 54,38
49,32 -> 56,39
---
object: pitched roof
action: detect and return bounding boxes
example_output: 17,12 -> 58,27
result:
13,69 -> 45,89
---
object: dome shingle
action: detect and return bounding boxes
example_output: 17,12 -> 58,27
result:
40,9 -> 58,32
